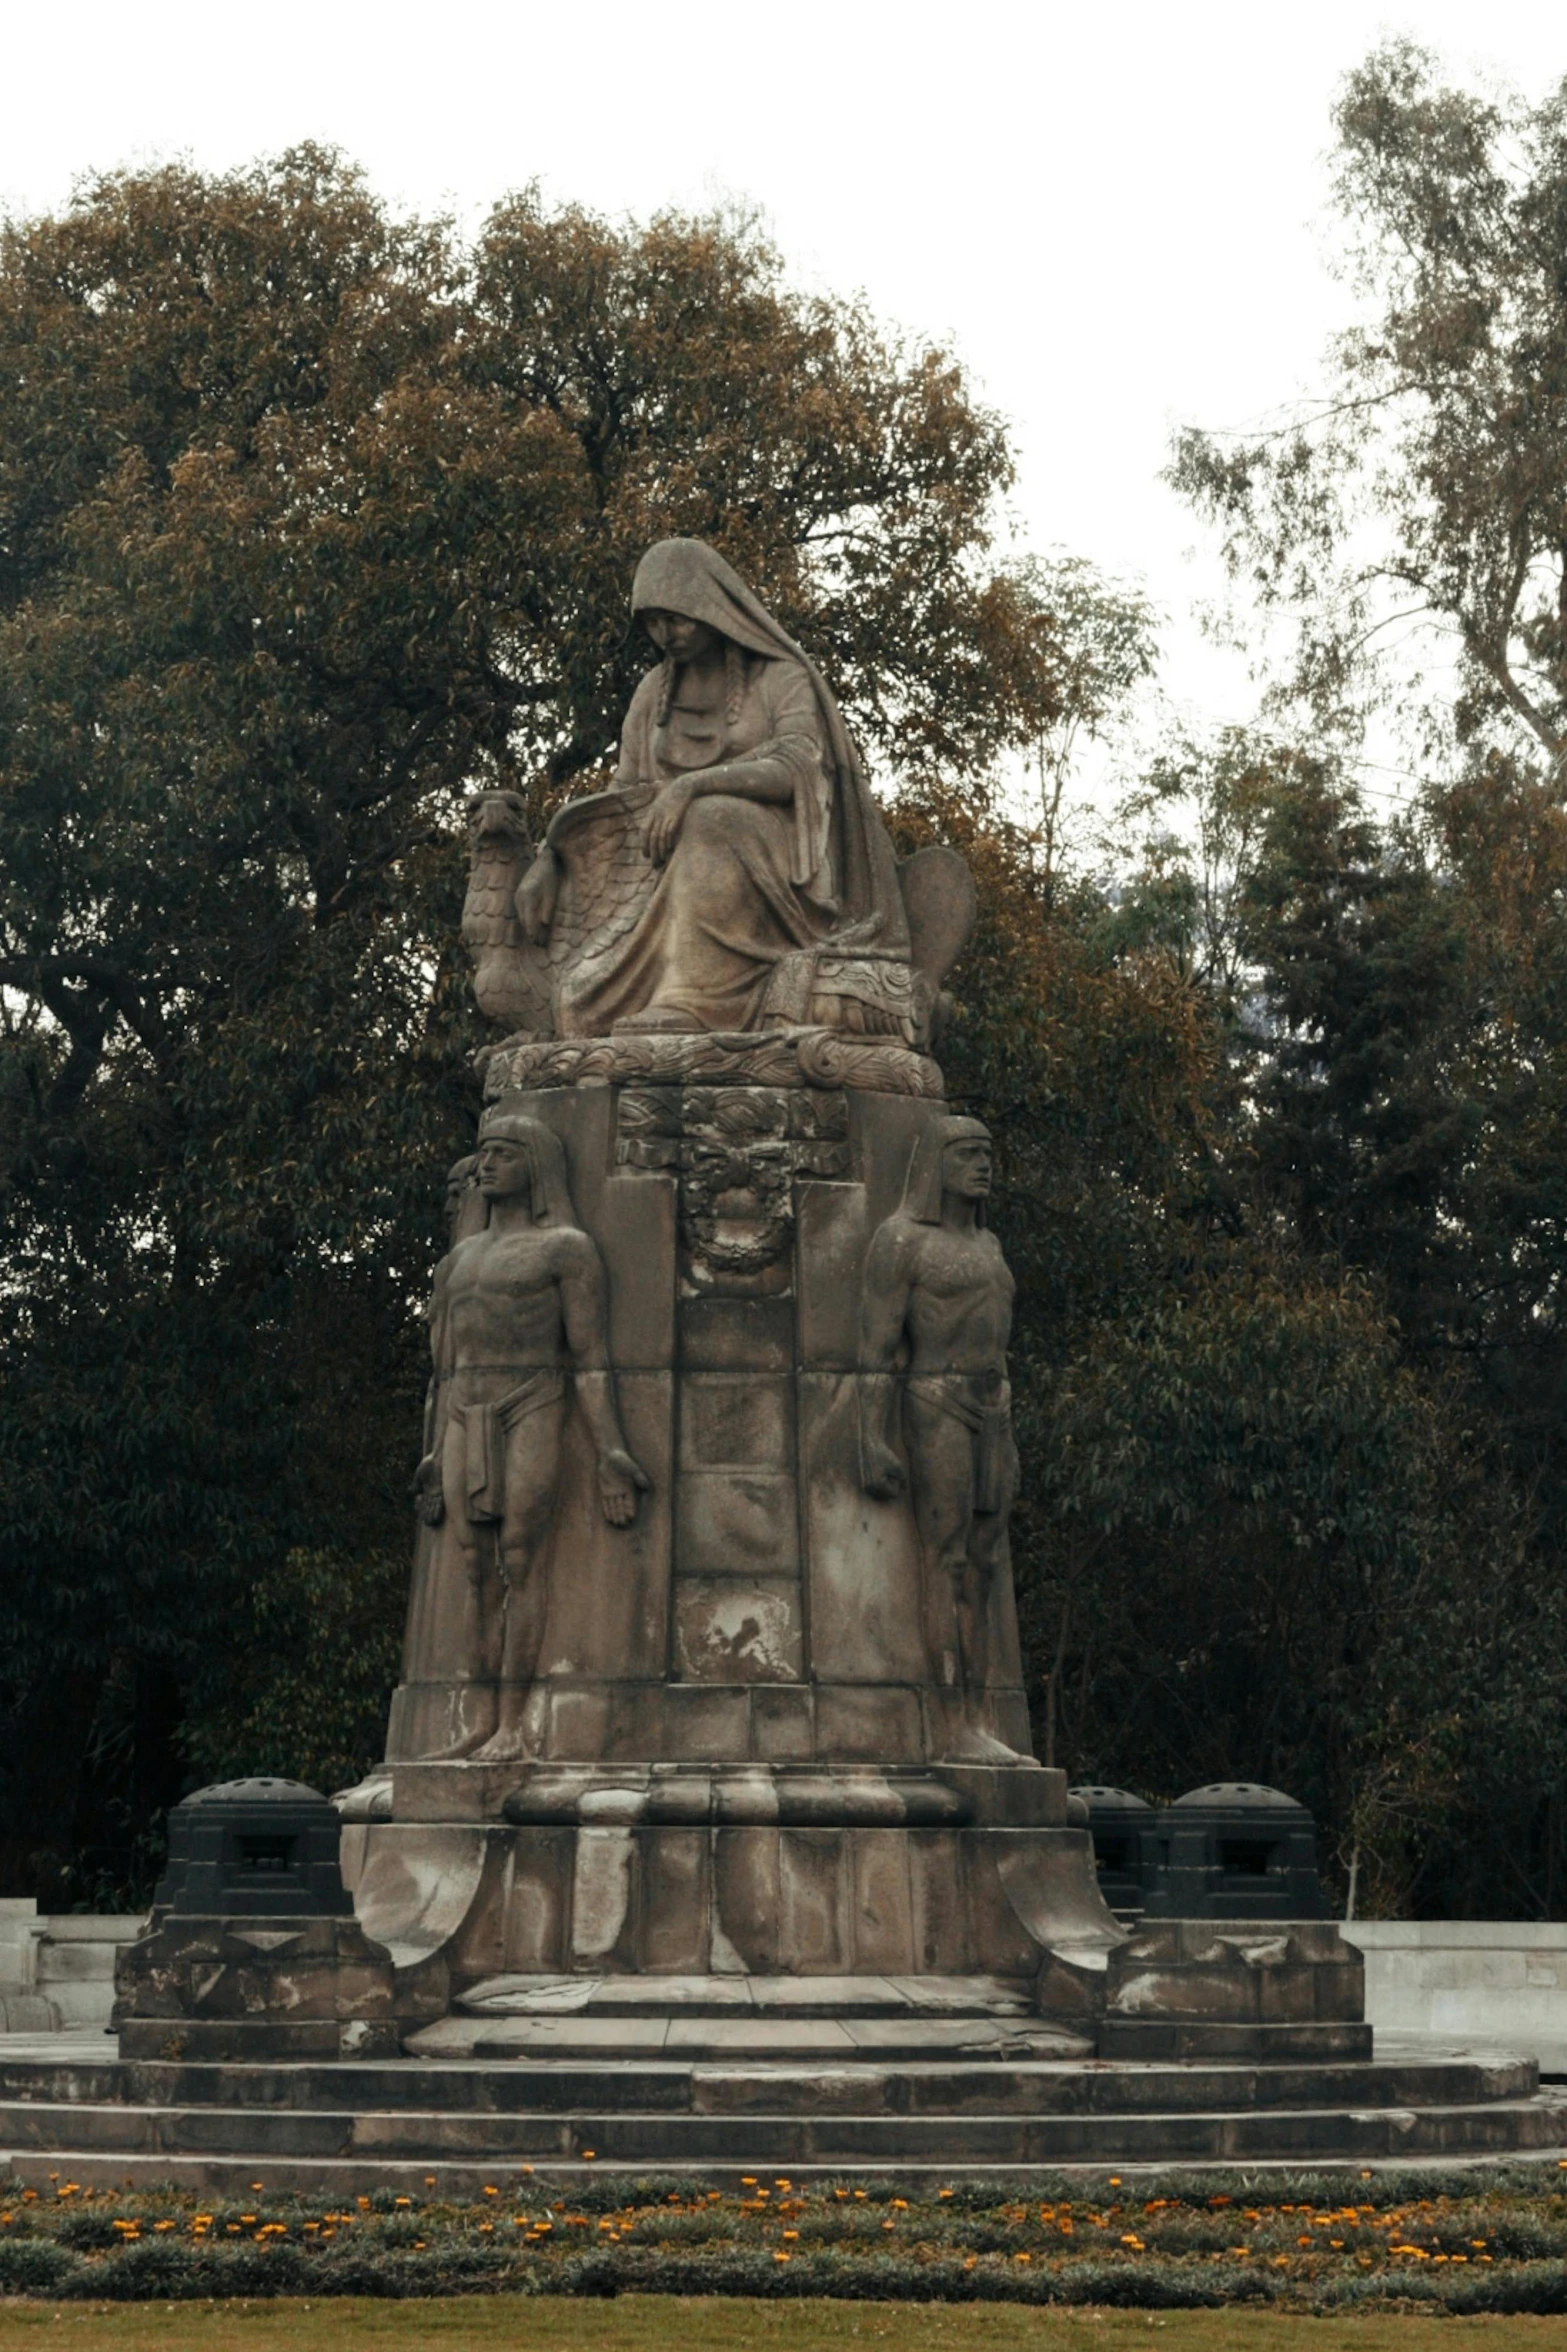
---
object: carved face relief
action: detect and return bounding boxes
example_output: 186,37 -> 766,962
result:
680,1093 -> 793,1284
475,1136 -> 534,1205
444,1155 -> 479,1241
942,1135 -> 992,1201
640,608 -> 724,664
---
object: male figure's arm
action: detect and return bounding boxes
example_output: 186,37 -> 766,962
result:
414,1253 -> 456,1524
558,1232 -> 650,1527
860,1219 -> 917,1499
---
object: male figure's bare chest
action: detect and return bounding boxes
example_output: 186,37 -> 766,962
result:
913,1231 -> 1011,1303
448,1235 -> 562,1322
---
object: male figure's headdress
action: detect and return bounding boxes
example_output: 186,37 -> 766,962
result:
475,1111 -> 577,1227
901,1114 -> 991,1226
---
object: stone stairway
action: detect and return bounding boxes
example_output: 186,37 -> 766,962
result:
409,1971 -> 1093,2064
0,2028 -> 1561,2190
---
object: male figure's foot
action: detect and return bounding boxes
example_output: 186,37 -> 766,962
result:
469,1724 -> 536,1764
422,1721 -> 497,1761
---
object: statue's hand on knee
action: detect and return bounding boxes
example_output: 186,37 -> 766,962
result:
598,1447 -> 651,1527
642,778 -> 697,865
413,1455 -> 445,1527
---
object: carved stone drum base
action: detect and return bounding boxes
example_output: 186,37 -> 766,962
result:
347,1758 -> 1120,2031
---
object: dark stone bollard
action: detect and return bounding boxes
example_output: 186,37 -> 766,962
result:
1069,1785 -> 1157,1919
1142,1782 -> 1329,1920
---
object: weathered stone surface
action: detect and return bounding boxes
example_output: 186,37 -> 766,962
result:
114,1916 -> 403,2062
484,1028 -> 945,1098
0,2036 -> 1560,2184
116,1781 -> 408,2063
1099,1919 -> 1369,2061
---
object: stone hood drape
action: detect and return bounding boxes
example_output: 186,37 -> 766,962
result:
630,538 -> 909,954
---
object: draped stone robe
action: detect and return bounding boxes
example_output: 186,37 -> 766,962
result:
559,651 -> 835,1036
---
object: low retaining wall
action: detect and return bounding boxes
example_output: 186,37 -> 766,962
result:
1344,1921 -> 1567,2071
0,1900 -> 141,2033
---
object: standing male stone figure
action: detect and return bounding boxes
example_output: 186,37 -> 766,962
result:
415,1111 -> 647,1761
860,1115 -> 1024,1763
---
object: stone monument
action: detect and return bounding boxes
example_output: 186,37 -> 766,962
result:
35,541 -> 1549,2162
341,535 -> 1122,2036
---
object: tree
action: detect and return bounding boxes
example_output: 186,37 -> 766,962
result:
1171,42 -> 1567,777
0,150 -> 1073,1898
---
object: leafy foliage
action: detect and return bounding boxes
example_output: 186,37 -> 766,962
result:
1170,41 -> 1567,769
9,2174 -> 1567,2309
10,91 -> 1567,1923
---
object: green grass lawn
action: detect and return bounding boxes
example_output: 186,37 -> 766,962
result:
2,2300 -> 1567,2350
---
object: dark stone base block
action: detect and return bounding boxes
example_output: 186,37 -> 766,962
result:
1099,2020 -> 1375,2063
114,1915 -> 405,2063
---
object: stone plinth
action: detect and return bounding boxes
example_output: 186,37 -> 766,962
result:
350,1077 -> 1129,2020
116,1778 -> 415,2062
114,1915 -> 404,2061
1099,1919 -> 1370,2061
357,1829 -> 1107,1996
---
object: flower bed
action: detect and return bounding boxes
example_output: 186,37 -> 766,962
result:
6,2167 -> 1567,2310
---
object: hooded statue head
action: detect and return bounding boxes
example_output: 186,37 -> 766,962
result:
629,537 -> 909,953
474,1111 -> 577,1227
901,1114 -> 992,1226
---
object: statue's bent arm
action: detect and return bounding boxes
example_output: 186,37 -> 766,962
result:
652,664 -> 820,807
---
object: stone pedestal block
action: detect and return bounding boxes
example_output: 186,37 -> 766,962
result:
1099,1918 -> 1371,2061
349,1075 -> 1130,2021
365,1823 -> 1089,1985
114,1915 -> 405,2062
381,1084 -> 1039,1773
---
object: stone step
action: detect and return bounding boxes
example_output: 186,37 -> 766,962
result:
0,2051 -> 1539,2118
0,2050 -> 1534,2126
0,1997 -> 59,2033
410,2013 -> 1088,2063
451,1972 -> 1036,2020
0,2090 -> 1563,2179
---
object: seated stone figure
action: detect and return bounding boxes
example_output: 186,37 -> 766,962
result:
515,538 -> 912,1038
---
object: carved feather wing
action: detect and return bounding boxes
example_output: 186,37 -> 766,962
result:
899,846 -> 978,990
461,813 -> 554,1035
545,788 -> 660,976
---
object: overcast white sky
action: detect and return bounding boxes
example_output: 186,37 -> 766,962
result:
5,0 -> 1565,791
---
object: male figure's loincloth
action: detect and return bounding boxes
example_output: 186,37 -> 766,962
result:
449,1368 -> 567,1523
904,1371 -> 1012,1514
